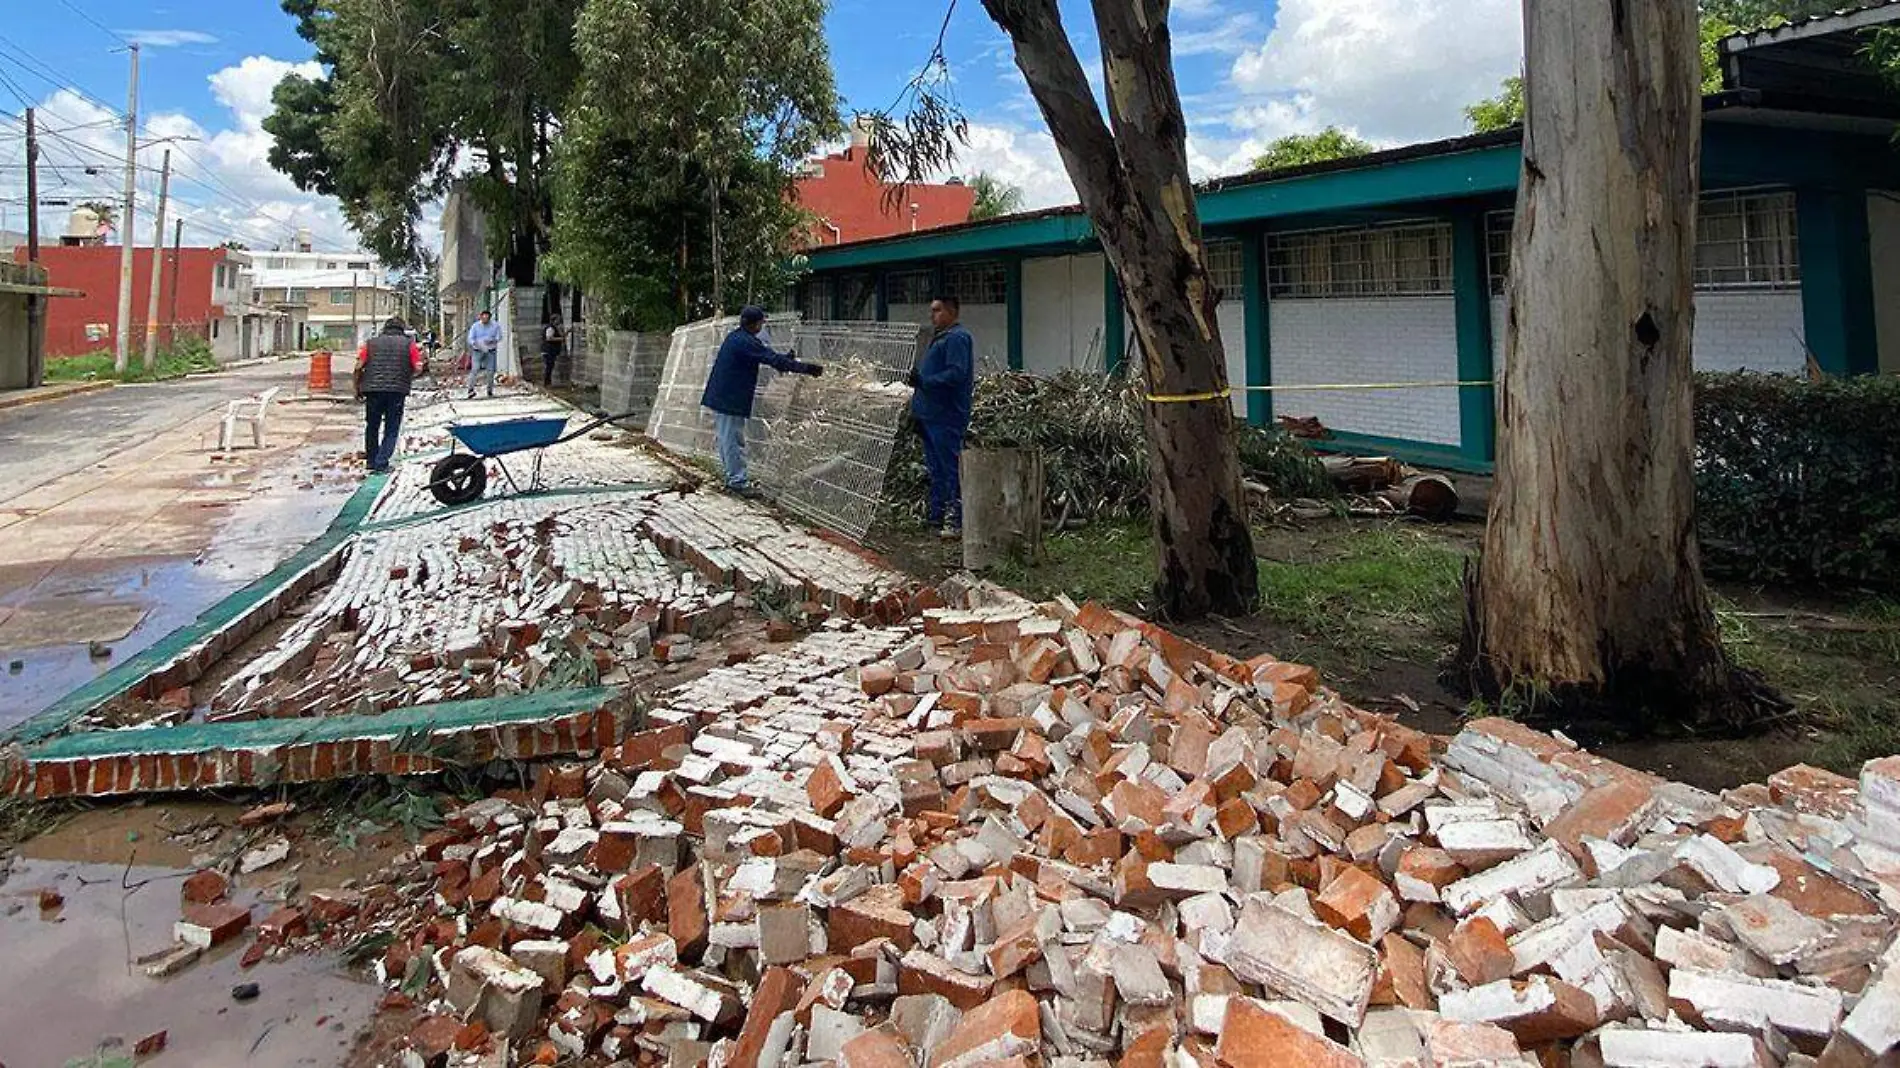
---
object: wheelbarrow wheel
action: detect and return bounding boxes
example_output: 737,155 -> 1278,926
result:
429,454 -> 487,506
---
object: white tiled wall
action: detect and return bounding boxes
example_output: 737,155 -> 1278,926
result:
1023,254 -> 1107,374
1488,290 -> 1807,375
1272,297 -> 1462,446
892,302 -> 1010,372
1216,302 -> 1248,418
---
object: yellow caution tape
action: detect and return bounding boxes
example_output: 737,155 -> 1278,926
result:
1143,387 -> 1234,404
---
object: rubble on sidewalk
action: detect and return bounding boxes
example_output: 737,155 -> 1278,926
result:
238,586 -> 1900,1068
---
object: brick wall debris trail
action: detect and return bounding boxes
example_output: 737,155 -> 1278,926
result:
220,583 -> 1900,1068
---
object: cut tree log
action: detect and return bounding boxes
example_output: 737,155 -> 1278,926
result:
961,447 -> 1045,571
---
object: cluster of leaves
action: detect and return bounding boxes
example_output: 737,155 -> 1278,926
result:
1250,128 -> 1373,172
967,173 -> 1025,221
1695,372 -> 1900,587
265,0 -> 583,272
887,370 -> 1331,526
545,0 -> 841,330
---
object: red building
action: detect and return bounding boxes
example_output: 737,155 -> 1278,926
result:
793,128 -> 976,247
15,245 -> 252,360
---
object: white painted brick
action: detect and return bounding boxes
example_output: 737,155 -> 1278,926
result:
1273,296 -> 1461,447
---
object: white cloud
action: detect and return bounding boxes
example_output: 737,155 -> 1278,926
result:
1228,0 -> 1523,145
121,29 -> 219,48
2,56 -> 365,257
946,123 -> 1077,211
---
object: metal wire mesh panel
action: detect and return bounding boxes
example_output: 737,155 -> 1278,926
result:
646,314 -> 802,461
598,328 -> 672,424
746,320 -> 928,541
645,316 -> 926,541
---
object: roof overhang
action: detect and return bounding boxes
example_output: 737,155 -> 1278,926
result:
1721,2 -> 1900,119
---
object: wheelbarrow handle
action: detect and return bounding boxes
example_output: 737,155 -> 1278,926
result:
550,410 -> 645,446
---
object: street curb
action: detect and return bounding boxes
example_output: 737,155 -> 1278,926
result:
0,380 -> 115,412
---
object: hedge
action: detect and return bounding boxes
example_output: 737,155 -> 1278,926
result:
1696,372 -> 1900,587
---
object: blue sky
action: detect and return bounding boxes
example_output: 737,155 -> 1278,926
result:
1,0 -> 1525,253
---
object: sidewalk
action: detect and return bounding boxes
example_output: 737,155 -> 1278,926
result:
0,388 -> 367,727
0,380 -> 113,412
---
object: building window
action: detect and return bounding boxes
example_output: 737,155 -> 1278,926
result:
212,320 -> 220,339
837,273 -> 876,319
943,261 -> 1006,305
886,268 -> 935,306
348,260 -> 371,270
1697,190 -> 1800,289
1205,238 -> 1244,301
799,277 -> 834,319
1267,222 -> 1453,299
331,289 -> 353,304
1486,190 -> 1800,295
288,288 -> 307,303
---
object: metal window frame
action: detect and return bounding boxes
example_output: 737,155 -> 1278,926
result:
1266,221 -> 1455,300
943,260 -> 1007,305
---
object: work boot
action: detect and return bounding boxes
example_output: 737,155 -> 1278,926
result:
728,483 -> 764,501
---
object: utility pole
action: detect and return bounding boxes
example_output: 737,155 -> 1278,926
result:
113,43 -> 141,374
350,270 -> 360,348
25,107 -> 42,387
142,148 -> 170,370
167,218 -> 182,348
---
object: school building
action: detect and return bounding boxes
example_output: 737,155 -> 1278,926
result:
792,8 -> 1900,471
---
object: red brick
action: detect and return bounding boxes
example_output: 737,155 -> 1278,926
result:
928,989 -> 1041,1068
668,864 -> 710,959
181,869 -> 229,906
829,883 -> 916,952
841,1028 -> 914,1068
1314,865 -> 1398,943
1446,917 -> 1516,987
1216,997 -> 1363,1068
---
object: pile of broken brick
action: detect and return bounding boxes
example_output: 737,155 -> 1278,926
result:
229,587 -> 1900,1068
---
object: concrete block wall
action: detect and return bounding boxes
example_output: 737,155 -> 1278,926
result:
1490,291 -> 1807,376
1272,297 -> 1461,447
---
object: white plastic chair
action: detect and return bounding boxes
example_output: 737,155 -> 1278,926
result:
219,386 -> 282,451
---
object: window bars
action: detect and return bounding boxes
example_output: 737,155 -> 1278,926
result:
1486,189 -> 1801,295
1268,222 -> 1455,299
1205,239 -> 1245,301
944,261 -> 1008,306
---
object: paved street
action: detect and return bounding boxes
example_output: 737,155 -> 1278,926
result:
0,360 -> 322,508
0,361 -> 365,729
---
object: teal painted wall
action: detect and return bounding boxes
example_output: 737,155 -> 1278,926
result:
1240,230 -> 1271,427
1005,257 -> 1024,371
1798,187 -> 1880,376
1450,210 -> 1497,464
1104,263 -> 1127,375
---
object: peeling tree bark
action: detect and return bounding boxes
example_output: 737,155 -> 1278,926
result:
1464,0 -> 1752,723
981,0 -> 1258,620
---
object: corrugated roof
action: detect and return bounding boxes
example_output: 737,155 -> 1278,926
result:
1720,0 -> 1900,52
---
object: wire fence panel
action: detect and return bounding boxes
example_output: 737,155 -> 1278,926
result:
645,316 -> 926,541
646,314 -> 802,462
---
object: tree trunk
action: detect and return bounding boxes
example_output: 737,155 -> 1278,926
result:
982,0 -> 1258,620
1463,0 -> 1750,723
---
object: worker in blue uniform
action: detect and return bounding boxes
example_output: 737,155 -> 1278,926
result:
700,306 -> 823,498
906,295 -> 975,538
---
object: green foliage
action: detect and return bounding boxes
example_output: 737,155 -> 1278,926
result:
44,336 -> 220,383
265,0 -> 584,270
1695,372 -> 1900,587
1465,77 -> 1524,133
967,172 -> 1025,221
1250,127 -> 1373,172
1699,0 -> 1838,26
547,0 -> 840,330
888,370 -> 1331,526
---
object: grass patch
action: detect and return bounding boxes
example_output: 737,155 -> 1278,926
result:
1254,524 -> 1467,678
988,519 -> 1157,607
44,339 -> 221,384
1717,595 -> 1900,772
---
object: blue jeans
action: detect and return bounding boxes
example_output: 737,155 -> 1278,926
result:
364,392 -> 405,472
470,348 -> 497,394
713,411 -> 749,488
917,420 -> 965,527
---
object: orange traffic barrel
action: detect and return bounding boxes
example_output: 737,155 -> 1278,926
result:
308,350 -> 333,392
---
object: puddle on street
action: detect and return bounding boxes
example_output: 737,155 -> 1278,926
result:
0,857 -> 376,1067
0,445 -> 362,730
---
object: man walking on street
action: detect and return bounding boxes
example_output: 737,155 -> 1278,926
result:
357,316 -> 426,474
700,307 -> 823,498
466,309 -> 502,398
541,315 -> 566,387
908,296 -> 975,538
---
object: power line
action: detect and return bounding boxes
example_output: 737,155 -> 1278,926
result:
53,0 -> 131,47
0,36 -> 124,120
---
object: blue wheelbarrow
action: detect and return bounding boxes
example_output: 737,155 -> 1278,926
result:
426,411 -> 640,506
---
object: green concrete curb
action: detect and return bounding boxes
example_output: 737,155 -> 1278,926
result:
2,472 -> 391,747
28,687 -> 618,761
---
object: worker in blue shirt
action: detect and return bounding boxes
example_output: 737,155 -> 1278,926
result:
906,295 -> 976,538
701,306 -> 823,498
465,310 -> 503,399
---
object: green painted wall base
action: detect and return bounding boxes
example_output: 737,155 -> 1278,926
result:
1310,430 -> 1495,475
